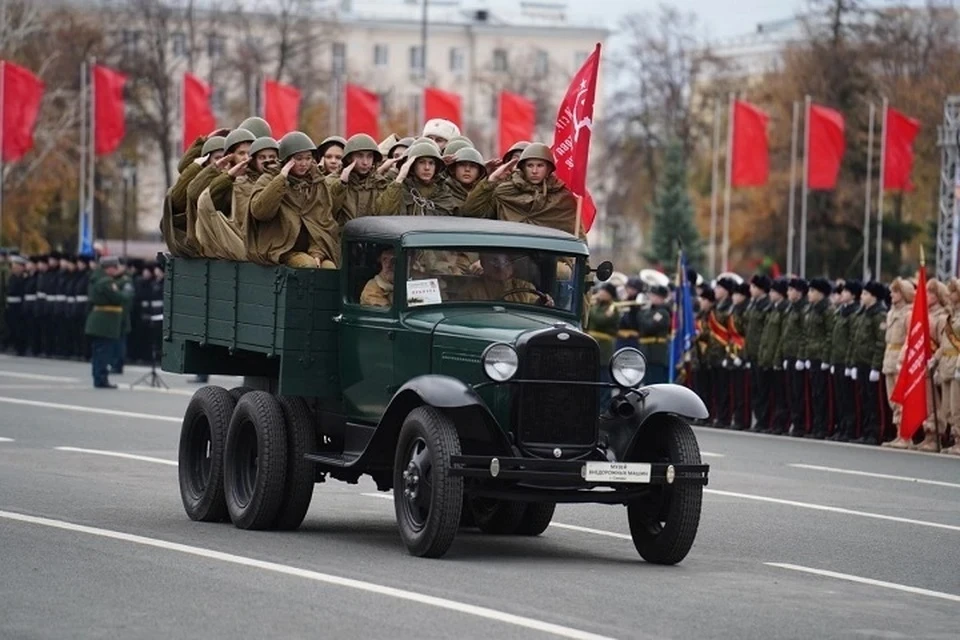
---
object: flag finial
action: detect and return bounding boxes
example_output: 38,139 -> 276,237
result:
920,246 -> 925,267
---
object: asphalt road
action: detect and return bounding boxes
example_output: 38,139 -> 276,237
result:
0,353 -> 957,640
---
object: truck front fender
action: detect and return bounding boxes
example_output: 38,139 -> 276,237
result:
602,384 -> 708,462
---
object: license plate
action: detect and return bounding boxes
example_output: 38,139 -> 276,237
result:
583,462 -> 652,483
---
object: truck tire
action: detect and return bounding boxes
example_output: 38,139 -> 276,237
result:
224,391 -> 288,530
178,386 -> 235,522
469,498 -> 526,534
393,407 -> 463,558
515,502 -> 556,536
626,416 -> 702,565
229,386 -> 254,402
273,396 -> 317,530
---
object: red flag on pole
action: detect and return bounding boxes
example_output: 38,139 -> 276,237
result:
264,79 -> 301,137
93,64 -> 127,156
730,99 -> 769,187
806,103 -> 845,190
552,43 -> 601,233
498,91 -> 535,158
882,107 -> 920,192
1,61 -> 45,162
345,83 -> 380,138
182,72 -> 216,151
890,263 -> 931,440
423,88 -> 462,128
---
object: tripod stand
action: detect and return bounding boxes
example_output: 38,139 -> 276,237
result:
131,315 -> 168,389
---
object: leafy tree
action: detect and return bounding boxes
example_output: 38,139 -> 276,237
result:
646,140 -> 703,269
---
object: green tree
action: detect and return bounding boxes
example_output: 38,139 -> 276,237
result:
647,140 -> 703,269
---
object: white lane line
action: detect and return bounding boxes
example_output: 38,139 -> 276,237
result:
0,437 -> 14,443
122,386 -> 195,397
55,447 -> 177,467
705,489 -> 960,532
0,510 -> 616,640
361,493 -> 634,541
0,370 -> 81,383
0,384 -> 84,391
701,451 -> 724,458
788,463 -> 960,490
766,563 -> 960,603
0,397 -> 181,423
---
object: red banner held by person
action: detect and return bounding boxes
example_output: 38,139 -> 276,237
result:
498,91 -> 535,158
345,83 -> 380,138
731,99 -> 769,187
93,64 -> 127,156
423,88 -> 462,128
264,79 -> 301,137
806,103 -> 845,190
883,107 -> 921,192
1,60 -> 44,162
891,262 -> 931,441
552,43 -> 601,233
182,72 -> 216,151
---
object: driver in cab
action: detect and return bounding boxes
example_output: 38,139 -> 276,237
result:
360,247 -> 395,307
456,252 -> 554,306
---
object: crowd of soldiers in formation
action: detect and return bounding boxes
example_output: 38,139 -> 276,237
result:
0,250 -> 164,371
587,271 -> 960,455
161,115 -> 582,268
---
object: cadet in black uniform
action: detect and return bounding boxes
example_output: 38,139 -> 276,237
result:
4,256 -> 28,355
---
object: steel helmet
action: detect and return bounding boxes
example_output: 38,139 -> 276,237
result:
412,136 -> 441,150
249,136 -> 280,157
278,131 -> 316,162
452,147 -> 486,171
237,116 -> 272,139
446,134 -> 474,147
443,139 -> 474,157
518,142 -> 556,170
404,142 -> 445,172
342,133 -> 383,164
388,136 -> 415,157
224,128 -> 256,153
316,135 -> 347,156
200,136 -> 226,156
502,140 -> 531,163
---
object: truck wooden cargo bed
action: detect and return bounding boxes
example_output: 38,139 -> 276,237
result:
161,258 -> 340,399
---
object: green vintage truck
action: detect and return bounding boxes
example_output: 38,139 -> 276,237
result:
163,217 -> 710,562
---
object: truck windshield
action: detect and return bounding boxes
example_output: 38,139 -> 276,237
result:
404,248 -> 580,313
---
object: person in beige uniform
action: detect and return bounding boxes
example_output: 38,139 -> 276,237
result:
942,279 -> 960,452
456,253 -> 553,306
921,279 -> 950,451
360,247 -> 395,307
881,278 -> 915,448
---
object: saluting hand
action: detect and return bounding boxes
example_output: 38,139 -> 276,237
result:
488,157 -> 518,183
377,157 -> 400,175
394,158 -> 412,183
228,157 -> 251,177
194,154 -> 209,166
341,161 -> 356,183
484,157 -> 502,174
214,153 -> 235,171
442,154 -> 456,166
280,159 -> 296,177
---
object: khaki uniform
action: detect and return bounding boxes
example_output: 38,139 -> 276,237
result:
375,177 -> 458,216
327,172 -> 388,225
459,173 -> 581,238
360,275 -> 393,307
925,301 -> 949,444
881,300 -> 910,427
455,277 -> 539,304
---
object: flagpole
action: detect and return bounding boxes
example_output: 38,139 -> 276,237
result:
78,60 -> 87,253
0,60 -> 6,247
799,95 -> 811,278
786,100 -> 799,276
708,98 -> 721,277
875,97 -> 888,279
88,57 -> 97,250
862,102 -> 875,281
721,92 -> 734,273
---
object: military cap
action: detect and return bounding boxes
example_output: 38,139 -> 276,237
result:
237,116 -> 272,139
833,283 -> 845,295
422,118 -> 460,141
843,279 -> 862,296
201,136 -> 226,156
771,278 -> 789,296
699,287 -> 716,302
650,284 -> 670,299
864,280 -> 886,300
788,277 -> 808,294
9,255 -> 27,265
735,282 -> 750,297
809,277 -> 832,295
750,274 -> 771,292
599,282 -> 618,299
715,277 -> 736,294
625,277 -> 644,292
49,251 -> 62,260
99,256 -> 121,268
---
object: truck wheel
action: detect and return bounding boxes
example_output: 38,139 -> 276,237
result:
178,386 -> 235,522
515,502 -> 556,536
273,396 -> 317,530
228,386 -> 253,403
626,416 -> 702,565
393,407 -> 463,558
469,498 -> 526,534
224,391 -> 288,530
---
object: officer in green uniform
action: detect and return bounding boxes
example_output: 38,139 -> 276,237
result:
755,278 -> 790,433
801,278 -> 834,438
745,275 -> 771,430
848,281 -> 888,445
636,284 -> 671,385
587,283 -> 621,410
84,257 -> 129,389
829,280 -> 862,441
614,277 -> 644,351
779,278 -> 809,437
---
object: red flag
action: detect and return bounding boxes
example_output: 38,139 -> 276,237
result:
552,43 -> 601,232
1,61 -> 44,162
883,107 -> 920,192
345,83 -> 380,138
891,265 -> 931,440
182,72 -> 216,152
93,64 -> 127,156
806,103 -> 845,190
498,91 -> 535,158
730,99 -> 769,187
264,79 -> 301,137
423,88 -> 461,128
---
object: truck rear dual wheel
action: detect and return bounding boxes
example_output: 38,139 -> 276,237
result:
178,386 -> 235,522
273,396 -> 317,530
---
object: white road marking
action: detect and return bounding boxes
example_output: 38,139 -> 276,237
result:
0,384 -> 84,391
121,386 -> 195,397
362,492 -> 392,501
766,563 -> 960,603
0,437 -> 14,443
0,509 -> 616,640
701,451 -> 724,458
55,447 -> 177,467
0,397 -> 181,423
788,463 -> 960,490
0,370 -> 81,383
705,489 -> 960,532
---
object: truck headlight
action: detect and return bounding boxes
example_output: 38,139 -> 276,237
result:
610,348 -> 646,388
481,343 -> 519,382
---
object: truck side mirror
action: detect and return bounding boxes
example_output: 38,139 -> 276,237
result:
594,261 -> 613,282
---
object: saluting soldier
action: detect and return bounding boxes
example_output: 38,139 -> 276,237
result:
881,278 -> 915,448
745,275 -> 771,430
801,278 -> 834,439
829,281 -> 861,441
756,278 -> 790,434
847,281 -> 888,445
779,278 -> 809,437
726,282 -> 750,430
329,134 -> 388,224
638,284 -> 672,385
85,257 -> 130,389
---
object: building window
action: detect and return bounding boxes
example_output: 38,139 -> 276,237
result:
409,45 -> 424,74
374,44 -> 388,67
333,42 -> 346,75
534,49 -> 549,76
207,34 -> 225,58
492,48 -> 508,72
573,50 -> 588,69
171,31 -> 187,57
449,47 -> 465,73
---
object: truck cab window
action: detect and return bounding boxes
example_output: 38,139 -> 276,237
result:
347,242 -> 396,308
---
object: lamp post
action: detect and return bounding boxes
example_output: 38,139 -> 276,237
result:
120,160 -> 136,259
